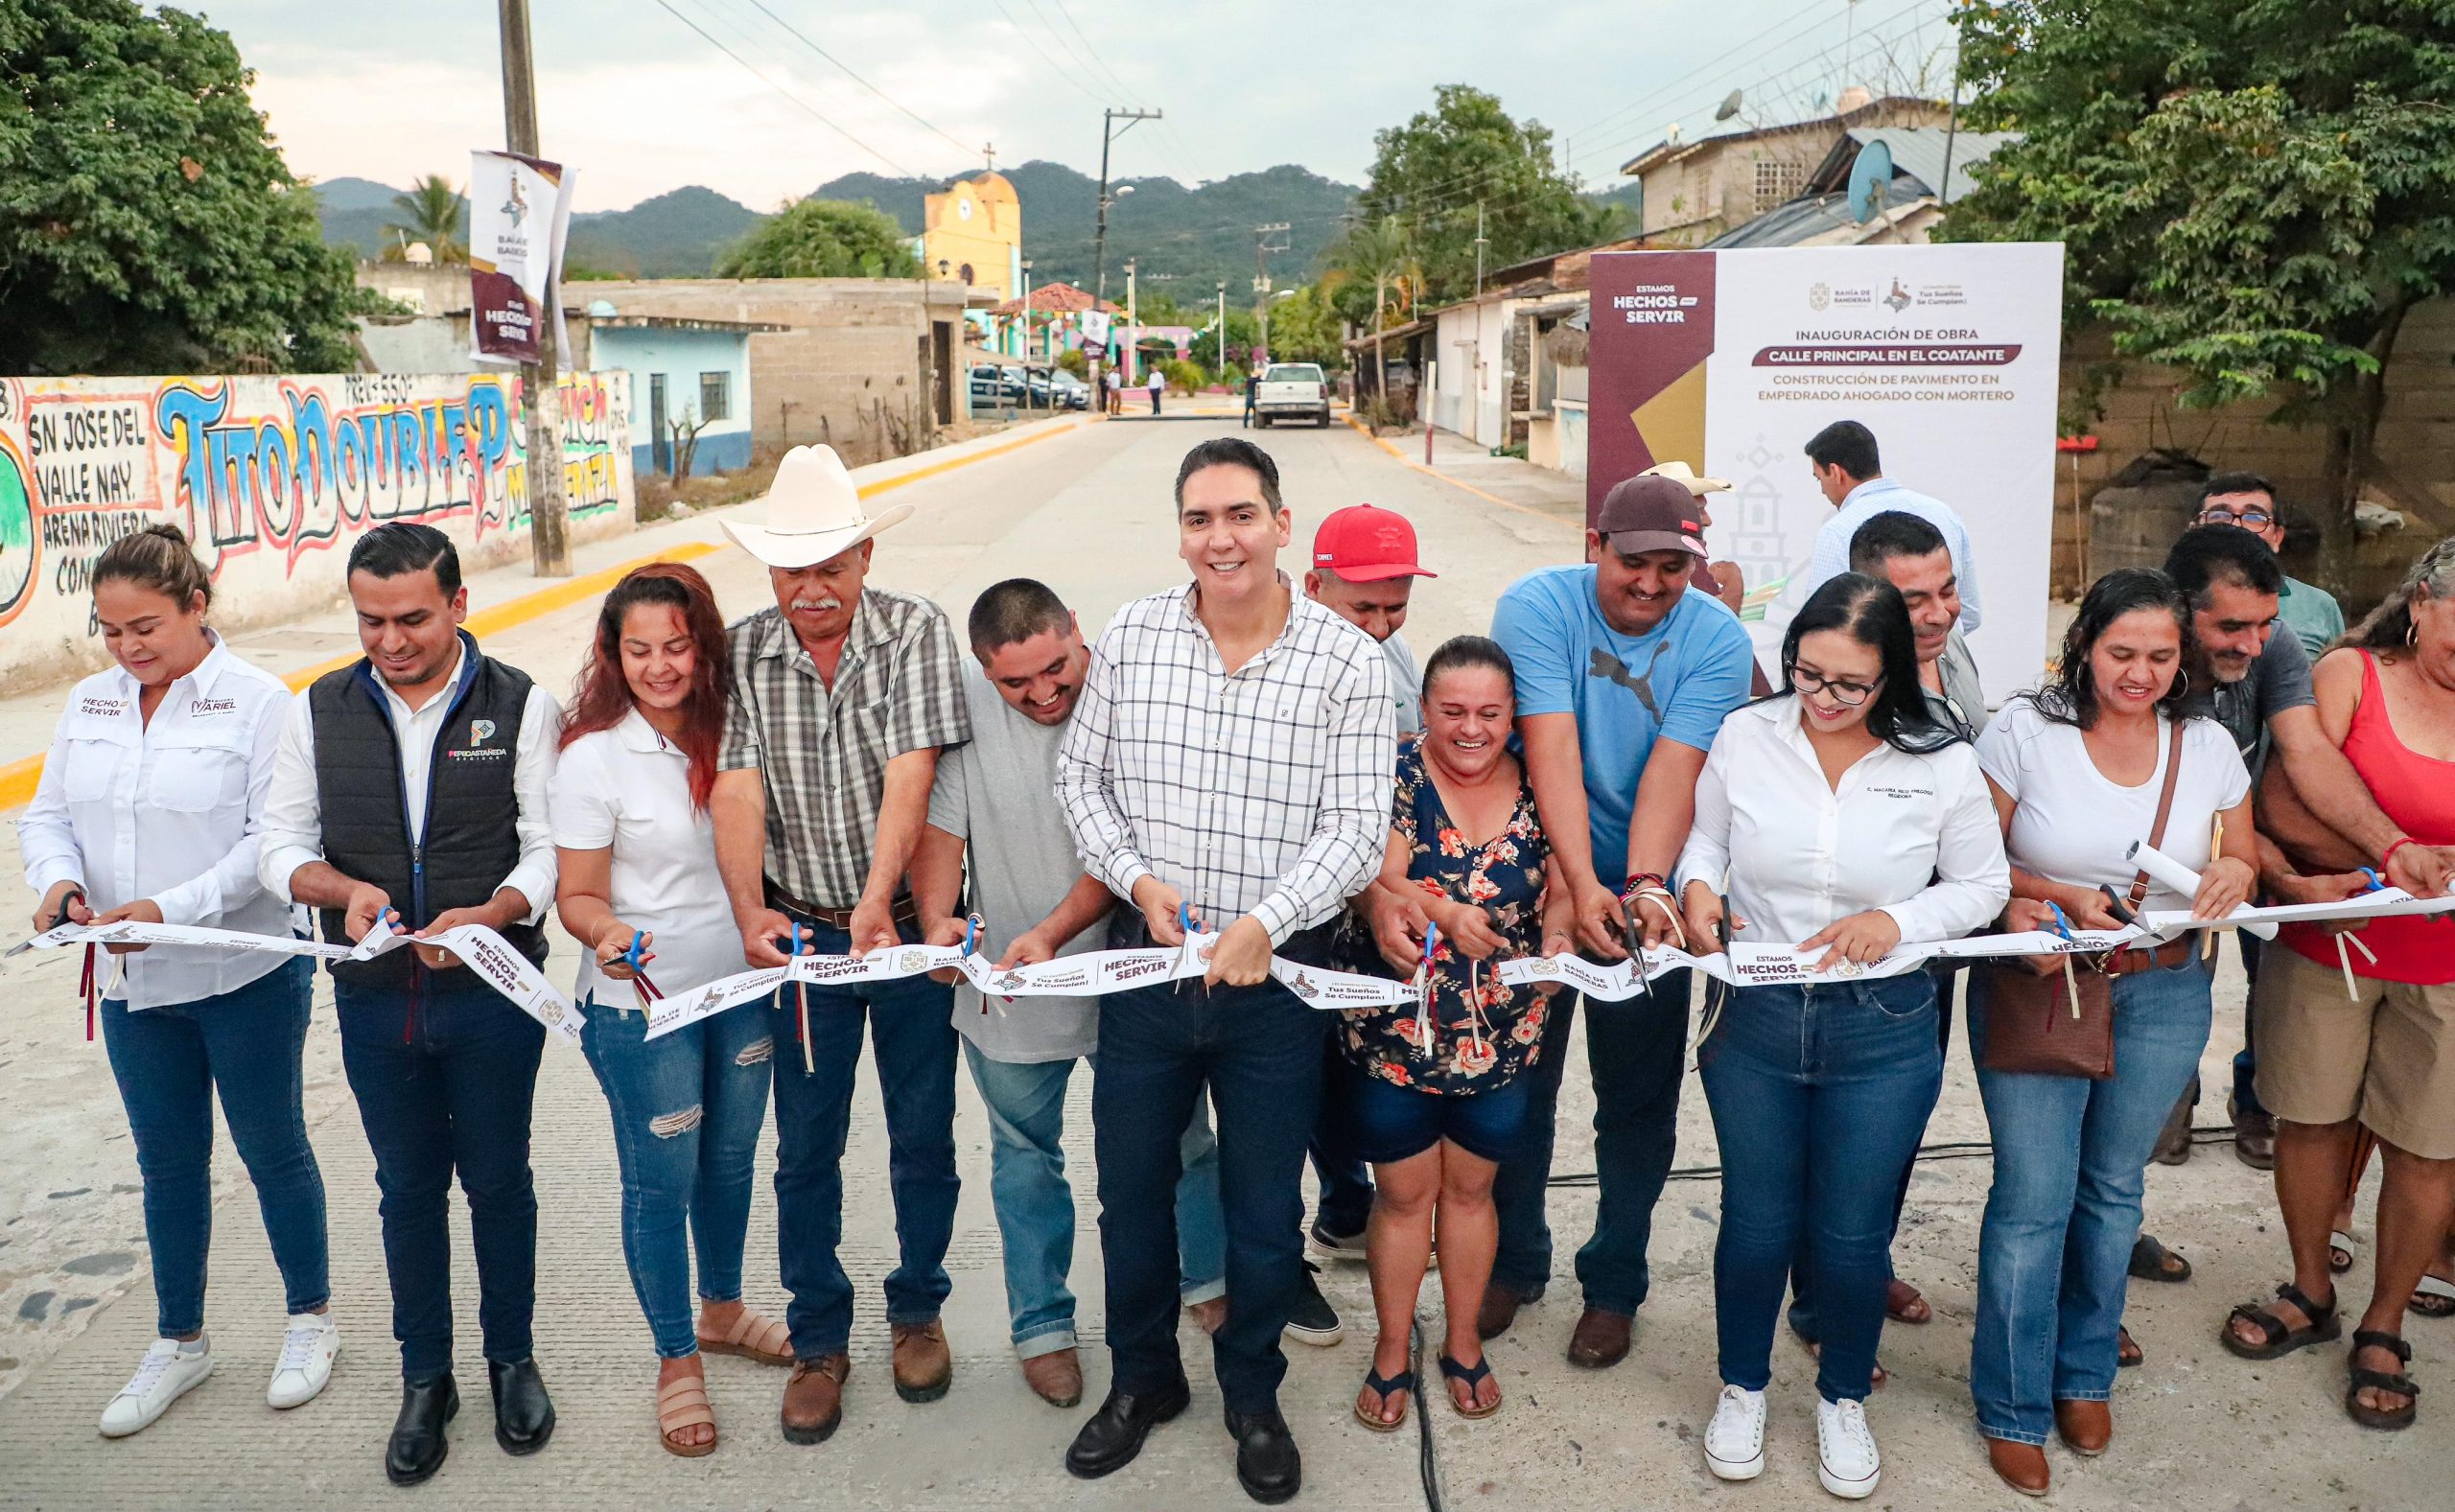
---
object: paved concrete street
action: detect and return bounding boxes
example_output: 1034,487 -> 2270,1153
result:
0,416 -> 2439,1509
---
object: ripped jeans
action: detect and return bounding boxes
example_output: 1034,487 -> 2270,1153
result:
581,993 -> 776,1359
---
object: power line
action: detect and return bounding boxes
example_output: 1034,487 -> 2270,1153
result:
736,0 -> 983,162
989,0 -> 1107,106
648,0 -> 918,177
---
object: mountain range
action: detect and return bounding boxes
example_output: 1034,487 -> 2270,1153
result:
314,159 -> 1641,294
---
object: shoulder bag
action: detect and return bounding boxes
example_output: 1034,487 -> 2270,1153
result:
1976,718 -> 2185,1080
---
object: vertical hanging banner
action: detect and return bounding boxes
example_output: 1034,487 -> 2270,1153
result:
468,150 -> 575,365
1588,244 -> 2064,693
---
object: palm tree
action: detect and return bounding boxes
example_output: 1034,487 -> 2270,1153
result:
1334,215 -> 1417,411
383,174 -> 467,264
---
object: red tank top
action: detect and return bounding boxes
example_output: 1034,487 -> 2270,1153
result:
2284,651 -> 2455,985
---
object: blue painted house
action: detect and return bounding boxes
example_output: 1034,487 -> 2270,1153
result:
585,306 -> 783,477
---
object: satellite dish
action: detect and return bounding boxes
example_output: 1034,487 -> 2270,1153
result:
1714,89 -> 1744,122
1847,139 -> 1894,224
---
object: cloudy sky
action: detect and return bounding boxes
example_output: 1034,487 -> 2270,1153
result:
215,0 -> 1959,209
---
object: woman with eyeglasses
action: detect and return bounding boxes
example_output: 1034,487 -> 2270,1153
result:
1966,569 -> 2254,1495
1675,574 -> 2008,1500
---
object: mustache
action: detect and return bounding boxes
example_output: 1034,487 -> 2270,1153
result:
789,596 -> 844,613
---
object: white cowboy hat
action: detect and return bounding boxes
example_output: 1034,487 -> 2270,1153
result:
719,445 -> 913,570
1640,459 -> 1734,496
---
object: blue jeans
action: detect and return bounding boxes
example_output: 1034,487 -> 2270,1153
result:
1309,1036 -> 1376,1238
766,917 -> 959,1362
964,1042 -> 1227,1358
101,958 -> 327,1338
581,994 -> 774,1359
1092,977 -> 1325,1413
336,967 -> 547,1381
1491,975 -> 1692,1313
1701,973 -> 1942,1403
1969,958 -> 2212,1444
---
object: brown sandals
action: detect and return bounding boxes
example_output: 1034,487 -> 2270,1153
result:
657,1371 -> 716,1457
698,1309 -> 794,1366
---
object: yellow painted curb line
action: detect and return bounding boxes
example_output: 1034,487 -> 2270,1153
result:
1339,413 -> 1575,529
0,420 -> 1083,813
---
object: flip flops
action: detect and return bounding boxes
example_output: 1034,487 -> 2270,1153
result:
1439,1354 -> 1501,1419
1353,1366 -> 1415,1431
2223,1283 -> 2341,1361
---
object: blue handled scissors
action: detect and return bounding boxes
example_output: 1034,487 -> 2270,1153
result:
1174,901 -> 1200,993
622,930 -> 664,1012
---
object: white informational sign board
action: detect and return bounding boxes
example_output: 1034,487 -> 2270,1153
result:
1589,244 -> 2066,694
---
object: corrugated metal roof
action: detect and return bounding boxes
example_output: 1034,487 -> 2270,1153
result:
1842,127 -> 2018,204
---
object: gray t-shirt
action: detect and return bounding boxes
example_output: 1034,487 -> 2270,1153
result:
1384,629 -> 1422,735
925,668 -> 1108,1062
1927,627 -> 1988,740
2209,627 -> 2316,778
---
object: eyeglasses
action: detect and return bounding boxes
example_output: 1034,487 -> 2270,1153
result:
2199,506 -> 2275,528
1790,666 -> 1881,706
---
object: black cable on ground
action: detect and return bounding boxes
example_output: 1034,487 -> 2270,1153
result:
1544,1122 -> 2245,1188
1409,1314 -> 1444,1512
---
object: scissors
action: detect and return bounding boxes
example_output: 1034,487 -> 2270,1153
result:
788,920 -> 814,1074
1174,901 -> 1201,993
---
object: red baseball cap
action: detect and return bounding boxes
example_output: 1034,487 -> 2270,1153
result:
1311,504 -> 1437,582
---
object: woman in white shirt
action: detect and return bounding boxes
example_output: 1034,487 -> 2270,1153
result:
16,525 -> 336,1436
1676,573 -> 2008,1500
1966,568 -> 2253,1496
549,563 -> 783,1457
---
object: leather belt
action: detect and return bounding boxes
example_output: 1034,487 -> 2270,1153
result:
2103,939 -> 2198,976
763,880 -> 920,933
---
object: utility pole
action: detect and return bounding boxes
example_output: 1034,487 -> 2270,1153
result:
1252,221 -> 1290,362
1216,280 -> 1228,379
1124,258 -> 1138,384
1090,106 -> 1161,391
497,0 -> 568,576
1017,257 -> 1034,361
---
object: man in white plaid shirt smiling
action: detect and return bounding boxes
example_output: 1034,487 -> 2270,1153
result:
1057,436 -> 1392,1504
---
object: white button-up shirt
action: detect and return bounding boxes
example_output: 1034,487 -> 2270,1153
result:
17,638 -> 298,1008
1675,699 -> 2008,946
549,709 -> 739,1005
256,640 -> 560,921
1802,477 -> 1985,633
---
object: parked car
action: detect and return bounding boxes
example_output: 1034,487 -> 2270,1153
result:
1253,362 -> 1332,428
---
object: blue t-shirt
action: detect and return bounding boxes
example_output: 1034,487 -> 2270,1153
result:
1489,566 -> 1755,889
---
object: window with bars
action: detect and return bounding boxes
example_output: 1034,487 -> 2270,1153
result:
1753,158 -> 1804,214
698,371 -> 730,422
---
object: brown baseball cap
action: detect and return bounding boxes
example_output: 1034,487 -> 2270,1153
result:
1596,474 -> 1709,558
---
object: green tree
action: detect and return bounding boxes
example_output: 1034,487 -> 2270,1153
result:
1942,0 -> 2455,555
1190,308 -> 1262,375
382,174 -> 466,264
1355,85 -> 1616,306
1328,215 -> 1422,401
1258,285 -> 1343,370
717,198 -> 919,279
0,0 -> 366,374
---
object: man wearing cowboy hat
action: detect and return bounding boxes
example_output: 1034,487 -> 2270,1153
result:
708,445 -> 973,1446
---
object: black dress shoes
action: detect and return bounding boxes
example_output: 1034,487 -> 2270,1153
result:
386,1376 -> 457,1487
1064,1376 -> 1191,1478
1225,1405 -> 1302,1504
487,1358 -> 555,1455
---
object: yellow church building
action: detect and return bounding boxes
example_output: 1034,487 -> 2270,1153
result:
917,171 -> 1022,302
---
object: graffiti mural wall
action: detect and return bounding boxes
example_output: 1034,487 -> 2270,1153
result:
0,371 -> 634,691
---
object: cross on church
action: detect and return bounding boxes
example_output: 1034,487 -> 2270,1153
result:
981,142 -> 996,174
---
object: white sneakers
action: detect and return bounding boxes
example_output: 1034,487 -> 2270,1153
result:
1815,1395 -> 1882,1500
99,1336 -> 216,1437
267,1312 -> 340,1409
1704,1384 -> 1768,1479
1702,1386 -> 1882,1500
97,1315 -> 340,1437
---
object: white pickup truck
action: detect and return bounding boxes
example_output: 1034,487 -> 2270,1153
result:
1252,363 -> 1333,428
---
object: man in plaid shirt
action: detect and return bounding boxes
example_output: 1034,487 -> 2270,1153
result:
708,446 -> 972,1447
1057,436 -> 1392,1503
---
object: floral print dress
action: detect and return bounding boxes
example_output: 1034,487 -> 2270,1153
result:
1337,741 -> 1551,1095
